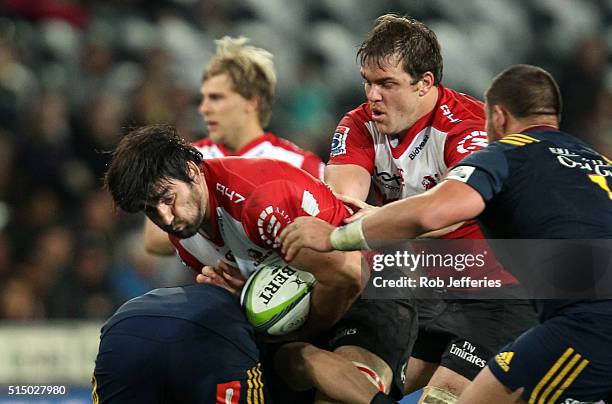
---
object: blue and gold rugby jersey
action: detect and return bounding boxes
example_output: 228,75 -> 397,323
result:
447,127 -> 612,318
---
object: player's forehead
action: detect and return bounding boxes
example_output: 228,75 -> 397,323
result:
201,73 -> 236,95
146,178 -> 180,201
360,55 -> 412,81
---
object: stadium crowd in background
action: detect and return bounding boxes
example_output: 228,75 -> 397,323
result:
0,0 -> 610,329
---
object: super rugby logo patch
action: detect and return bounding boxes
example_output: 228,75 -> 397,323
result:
330,126 -> 349,156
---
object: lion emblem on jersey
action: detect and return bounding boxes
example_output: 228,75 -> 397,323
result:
421,175 -> 439,190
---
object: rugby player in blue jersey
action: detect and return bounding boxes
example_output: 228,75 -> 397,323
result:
92,284 -> 269,403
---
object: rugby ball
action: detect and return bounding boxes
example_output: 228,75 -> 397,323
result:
240,263 -> 316,335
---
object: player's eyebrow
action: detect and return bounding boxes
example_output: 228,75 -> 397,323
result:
360,71 -> 396,84
147,185 -> 170,204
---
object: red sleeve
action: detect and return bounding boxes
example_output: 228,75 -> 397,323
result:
300,151 -> 325,180
169,236 -> 203,274
327,112 -> 375,174
443,120 -> 488,168
241,179 -> 349,252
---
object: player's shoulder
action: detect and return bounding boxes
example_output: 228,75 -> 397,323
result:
263,133 -> 320,158
494,132 -> 547,152
454,138 -> 509,170
192,137 -> 214,148
433,86 -> 485,134
264,133 -> 303,152
343,102 -> 371,124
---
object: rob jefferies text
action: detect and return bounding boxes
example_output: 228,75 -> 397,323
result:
368,250 -> 502,290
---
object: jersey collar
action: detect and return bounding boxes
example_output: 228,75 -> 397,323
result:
521,125 -> 560,133
216,133 -> 270,156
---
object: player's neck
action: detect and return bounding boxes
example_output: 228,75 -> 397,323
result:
510,116 -> 559,134
421,85 -> 439,118
225,121 -> 265,154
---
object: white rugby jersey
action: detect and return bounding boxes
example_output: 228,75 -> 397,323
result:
328,85 -> 518,286
329,85 -> 487,204
169,158 -> 349,278
193,132 -> 324,180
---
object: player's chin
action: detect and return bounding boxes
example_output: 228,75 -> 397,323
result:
169,226 -> 199,239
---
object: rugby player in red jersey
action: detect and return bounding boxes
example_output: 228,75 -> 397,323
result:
105,124 -> 412,404
320,14 -> 537,403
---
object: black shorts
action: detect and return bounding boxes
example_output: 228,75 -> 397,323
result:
261,297 -> 417,401
411,291 -> 537,380
93,316 -> 269,403
325,297 -> 417,398
489,305 -> 612,403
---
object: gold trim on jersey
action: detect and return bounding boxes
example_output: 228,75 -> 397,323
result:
91,373 -> 99,404
246,363 -> 265,404
499,133 -> 541,147
528,347 -> 590,404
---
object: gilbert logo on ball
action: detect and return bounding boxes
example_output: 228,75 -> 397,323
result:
240,264 -> 316,335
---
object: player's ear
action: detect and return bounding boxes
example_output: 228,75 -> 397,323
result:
491,105 -> 508,135
246,96 -> 259,114
417,72 -> 435,96
186,161 -> 201,182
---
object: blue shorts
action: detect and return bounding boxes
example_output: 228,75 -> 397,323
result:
488,309 -> 612,403
93,316 -> 269,403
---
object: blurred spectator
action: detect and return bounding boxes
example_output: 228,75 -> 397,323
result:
559,35 -> 609,142
1,276 -> 44,320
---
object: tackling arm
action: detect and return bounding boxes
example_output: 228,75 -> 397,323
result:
290,248 -> 363,337
280,180 -> 486,259
361,180 -> 485,242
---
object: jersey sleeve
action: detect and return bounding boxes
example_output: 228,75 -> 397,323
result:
446,144 -> 509,202
327,113 -> 375,174
300,151 -> 325,180
241,179 -> 349,252
443,120 -> 488,168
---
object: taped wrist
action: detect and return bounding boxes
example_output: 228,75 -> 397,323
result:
421,386 -> 458,404
330,218 -> 370,251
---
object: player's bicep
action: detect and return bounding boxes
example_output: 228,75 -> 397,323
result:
290,248 -> 363,290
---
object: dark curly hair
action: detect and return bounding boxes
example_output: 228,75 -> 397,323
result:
104,124 -> 203,213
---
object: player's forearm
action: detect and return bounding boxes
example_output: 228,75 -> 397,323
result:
363,195 -> 433,241
291,251 -> 362,336
302,280 -> 360,337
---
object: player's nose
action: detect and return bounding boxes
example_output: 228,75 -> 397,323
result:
366,84 -> 383,102
199,97 -> 212,116
156,204 -> 174,226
